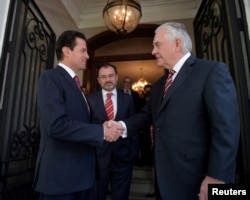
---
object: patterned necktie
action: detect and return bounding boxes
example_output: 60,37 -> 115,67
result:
105,93 -> 114,120
73,76 -> 89,112
73,76 -> 82,91
163,70 -> 175,97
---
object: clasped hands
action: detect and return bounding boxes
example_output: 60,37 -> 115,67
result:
103,120 -> 124,142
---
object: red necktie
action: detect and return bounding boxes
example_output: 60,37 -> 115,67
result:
163,70 -> 175,97
73,76 -> 82,91
73,76 -> 89,112
105,93 -> 114,120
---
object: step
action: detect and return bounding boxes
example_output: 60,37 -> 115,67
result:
106,191 -> 156,200
130,178 -> 153,193
130,166 -> 154,193
129,191 -> 156,200
106,166 -> 155,199
132,166 -> 152,179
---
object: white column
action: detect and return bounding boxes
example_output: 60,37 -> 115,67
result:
243,0 -> 250,39
0,0 -> 10,59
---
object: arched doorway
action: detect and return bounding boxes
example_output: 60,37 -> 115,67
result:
85,24 -> 160,92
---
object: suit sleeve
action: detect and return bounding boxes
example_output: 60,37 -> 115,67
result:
37,71 -> 104,146
204,62 -> 240,182
124,100 -> 152,138
127,95 -> 140,159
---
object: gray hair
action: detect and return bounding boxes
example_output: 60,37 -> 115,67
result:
155,22 -> 192,53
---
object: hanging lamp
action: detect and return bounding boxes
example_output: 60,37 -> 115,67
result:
103,0 -> 142,34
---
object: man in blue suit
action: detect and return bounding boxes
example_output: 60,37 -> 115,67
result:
33,31 -> 122,200
87,63 -> 139,200
118,22 -> 240,200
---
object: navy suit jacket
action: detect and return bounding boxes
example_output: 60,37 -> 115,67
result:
87,90 -> 139,168
121,89 -> 144,113
124,55 -> 240,200
34,66 -> 104,195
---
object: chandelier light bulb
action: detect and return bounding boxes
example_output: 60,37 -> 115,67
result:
103,0 -> 142,34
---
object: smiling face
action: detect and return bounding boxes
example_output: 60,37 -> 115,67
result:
97,65 -> 118,92
62,37 -> 89,73
152,29 -> 183,70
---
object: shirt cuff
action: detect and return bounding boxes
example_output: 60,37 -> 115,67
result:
119,121 -> 127,138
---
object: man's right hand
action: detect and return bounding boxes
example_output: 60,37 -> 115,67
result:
103,120 -> 125,142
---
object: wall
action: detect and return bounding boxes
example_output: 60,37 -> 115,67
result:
35,0 -> 196,84
93,19 -> 195,88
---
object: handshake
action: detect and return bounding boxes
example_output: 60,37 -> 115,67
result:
103,120 -> 125,142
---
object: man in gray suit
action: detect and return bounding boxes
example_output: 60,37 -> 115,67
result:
117,22 -> 240,200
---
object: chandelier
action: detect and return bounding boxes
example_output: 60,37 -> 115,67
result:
103,0 -> 142,34
132,68 -> 150,95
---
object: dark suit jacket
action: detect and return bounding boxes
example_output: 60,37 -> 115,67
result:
121,89 -> 144,113
87,90 -> 139,167
34,66 -> 104,195
124,55 -> 240,199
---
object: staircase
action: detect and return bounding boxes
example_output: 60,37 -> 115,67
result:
106,165 -> 155,200
129,166 -> 155,200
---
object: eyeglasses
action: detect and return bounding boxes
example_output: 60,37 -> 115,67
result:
99,74 -> 116,80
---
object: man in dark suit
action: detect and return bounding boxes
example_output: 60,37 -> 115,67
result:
87,63 -> 139,200
33,31 -> 122,200
118,22 -> 240,200
122,76 -> 143,112
121,76 -> 150,166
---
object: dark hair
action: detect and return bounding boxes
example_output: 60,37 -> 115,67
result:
123,76 -> 133,82
96,63 -> 118,77
144,84 -> 152,89
55,30 -> 87,61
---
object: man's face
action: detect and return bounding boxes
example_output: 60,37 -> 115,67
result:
66,38 -> 89,72
152,29 -> 177,69
123,78 -> 132,90
97,66 -> 118,91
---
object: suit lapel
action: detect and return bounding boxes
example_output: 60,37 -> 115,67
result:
96,91 -> 108,118
55,66 -> 78,92
55,66 -> 87,109
157,56 -> 195,115
116,91 -> 123,120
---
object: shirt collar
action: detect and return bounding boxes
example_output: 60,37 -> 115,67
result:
58,63 -> 76,78
172,52 -> 191,73
102,88 -> 117,97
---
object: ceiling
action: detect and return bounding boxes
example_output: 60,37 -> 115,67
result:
38,0 -> 202,30
62,0 -> 201,29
